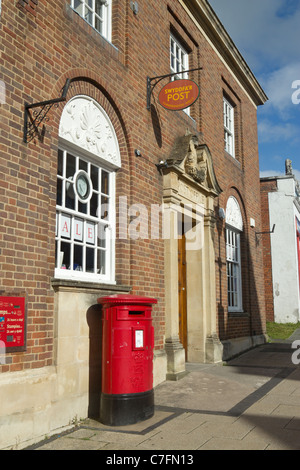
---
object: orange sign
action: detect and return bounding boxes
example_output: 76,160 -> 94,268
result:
158,79 -> 200,111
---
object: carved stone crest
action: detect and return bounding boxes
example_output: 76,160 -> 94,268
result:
166,134 -> 222,196
184,138 -> 207,184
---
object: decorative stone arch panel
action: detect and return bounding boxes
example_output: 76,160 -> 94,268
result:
59,95 -> 121,170
51,74 -> 130,168
225,196 -> 243,231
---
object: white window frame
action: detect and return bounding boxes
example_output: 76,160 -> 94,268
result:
170,34 -> 189,115
225,196 -> 243,312
226,226 -> 243,312
170,34 -> 189,80
71,0 -> 112,42
55,146 -> 116,284
223,97 -> 235,157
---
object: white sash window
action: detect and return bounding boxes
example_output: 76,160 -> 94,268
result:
170,34 -> 189,81
226,197 -> 243,312
71,0 -> 112,41
170,34 -> 189,114
55,150 -> 114,281
223,97 -> 235,157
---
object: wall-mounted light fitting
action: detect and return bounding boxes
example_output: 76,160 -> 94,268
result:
130,1 -> 138,15
135,149 -> 141,157
218,208 -> 226,220
155,160 -> 168,174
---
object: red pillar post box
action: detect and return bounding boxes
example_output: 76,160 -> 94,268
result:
97,294 -> 157,426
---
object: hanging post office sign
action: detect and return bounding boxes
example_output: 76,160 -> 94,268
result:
158,79 -> 200,111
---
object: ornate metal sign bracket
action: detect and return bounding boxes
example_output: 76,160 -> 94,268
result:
23,78 -> 71,143
146,67 -> 202,110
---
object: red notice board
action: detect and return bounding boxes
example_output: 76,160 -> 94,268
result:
0,296 -> 26,352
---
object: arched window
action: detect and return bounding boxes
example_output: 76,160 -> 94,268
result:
225,196 -> 243,312
55,95 -> 121,283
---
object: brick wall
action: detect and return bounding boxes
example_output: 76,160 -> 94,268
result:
0,0 -> 266,373
17,0 -> 38,17
260,178 -> 278,321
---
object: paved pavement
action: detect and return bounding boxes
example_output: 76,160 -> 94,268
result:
28,331 -> 300,451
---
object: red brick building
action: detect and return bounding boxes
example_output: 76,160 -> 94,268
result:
0,0 -> 267,448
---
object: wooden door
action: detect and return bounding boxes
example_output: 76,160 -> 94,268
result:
178,228 -> 187,359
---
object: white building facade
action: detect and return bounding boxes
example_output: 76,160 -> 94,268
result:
260,160 -> 300,323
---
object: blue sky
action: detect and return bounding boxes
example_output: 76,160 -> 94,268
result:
209,0 -> 300,179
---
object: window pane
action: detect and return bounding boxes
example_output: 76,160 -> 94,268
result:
66,153 -> 76,178
60,214 -> 71,239
74,0 -> 83,15
65,182 -> 75,210
101,195 -> 109,219
97,249 -> 106,275
101,170 -> 109,194
60,242 -> 71,269
86,222 -> 96,245
95,0 -> 103,16
74,244 -> 83,271
79,159 -> 88,172
55,241 -> 58,268
78,201 -> 87,214
91,165 -> 99,191
58,149 -> 64,176
95,16 -> 102,33
74,218 -> 83,241
98,224 -> 106,248
86,247 -> 95,273
90,192 -> 99,217
84,5 -> 93,25
171,55 -> 175,69
57,179 -> 62,206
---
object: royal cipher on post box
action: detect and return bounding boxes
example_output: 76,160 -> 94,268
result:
97,294 -> 157,426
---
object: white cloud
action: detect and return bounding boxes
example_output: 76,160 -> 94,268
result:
293,169 -> 300,182
209,1 -> 300,173
209,0 -> 300,71
260,170 -> 284,178
259,62 -> 300,117
260,168 -> 300,181
258,119 -> 300,143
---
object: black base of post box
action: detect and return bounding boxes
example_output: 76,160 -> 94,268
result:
100,389 -> 154,426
